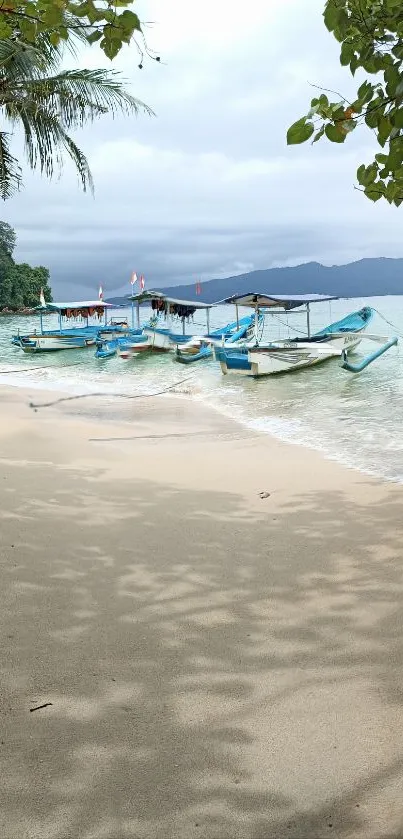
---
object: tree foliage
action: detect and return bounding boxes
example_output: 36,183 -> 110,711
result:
0,37 -> 151,199
0,222 -> 52,311
0,1 -> 149,62
287,0 -> 403,206
0,220 -> 16,254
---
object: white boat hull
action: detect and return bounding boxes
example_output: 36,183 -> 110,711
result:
117,336 -> 151,359
18,333 -> 96,352
249,334 -> 362,377
143,327 -> 172,351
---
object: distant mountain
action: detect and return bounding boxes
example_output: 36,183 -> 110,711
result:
106,257 -> 403,307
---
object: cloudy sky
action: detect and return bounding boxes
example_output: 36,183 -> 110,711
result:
5,0 -> 403,297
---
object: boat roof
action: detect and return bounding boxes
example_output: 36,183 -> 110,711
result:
36,300 -> 114,312
221,293 -> 338,310
127,290 -> 214,309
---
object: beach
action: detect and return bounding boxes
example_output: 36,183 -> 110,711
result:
1,384 -> 403,839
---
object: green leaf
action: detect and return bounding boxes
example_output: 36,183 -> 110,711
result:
375,153 -> 388,164
287,118 -> 314,145
340,41 -> 354,66
386,180 -> 397,203
119,9 -> 141,33
100,37 -> 122,61
325,123 -> 345,143
364,186 -> 382,202
392,109 -> 403,128
312,126 -> 325,144
357,164 -> 366,185
350,55 -> 359,75
323,1 -> 339,32
365,108 -> 380,129
0,21 -> 13,38
378,116 -> 392,146
87,30 -> 103,44
357,81 -> 374,103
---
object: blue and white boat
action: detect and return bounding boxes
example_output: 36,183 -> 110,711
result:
119,291 -> 232,359
216,294 -> 378,376
95,328 -> 145,359
13,300 -> 120,353
174,314 -> 259,363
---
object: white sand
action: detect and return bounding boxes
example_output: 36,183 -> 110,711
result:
0,385 -> 403,839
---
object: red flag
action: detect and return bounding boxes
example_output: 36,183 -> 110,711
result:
140,275 -> 145,291
98,285 -> 103,301
196,281 -> 202,296
131,271 -> 138,286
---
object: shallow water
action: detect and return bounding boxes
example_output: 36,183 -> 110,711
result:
2,296 -> 403,481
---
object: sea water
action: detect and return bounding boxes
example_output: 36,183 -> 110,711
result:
1,296 -> 403,482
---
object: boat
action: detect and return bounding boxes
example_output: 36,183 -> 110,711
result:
216,294 -> 378,376
95,328 -> 145,359
13,300 -> 117,353
118,291 -> 218,359
174,314 -> 259,363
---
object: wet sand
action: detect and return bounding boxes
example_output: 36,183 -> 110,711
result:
1,384 -> 403,839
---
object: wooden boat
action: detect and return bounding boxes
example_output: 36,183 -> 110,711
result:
216,294 -> 378,376
118,291 -> 218,359
95,328 -> 144,359
13,300 -> 117,353
174,314 -> 259,363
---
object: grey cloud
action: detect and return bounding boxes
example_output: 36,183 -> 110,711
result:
13,221 -> 394,299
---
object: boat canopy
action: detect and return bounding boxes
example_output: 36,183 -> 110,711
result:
220,293 -> 338,310
127,290 -> 214,309
36,300 -> 114,316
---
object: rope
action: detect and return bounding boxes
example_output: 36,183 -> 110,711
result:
372,308 -> 403,340
29,374 -> 195,411
269,314 -> 307,335
0,359 -> 91,374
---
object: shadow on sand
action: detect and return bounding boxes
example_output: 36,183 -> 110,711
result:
1,460 -> 403,838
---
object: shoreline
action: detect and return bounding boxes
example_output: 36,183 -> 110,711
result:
0,375 -> 398,486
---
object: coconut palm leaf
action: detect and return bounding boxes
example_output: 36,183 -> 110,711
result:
0,132 -> 22,199
0,36 -> 152,199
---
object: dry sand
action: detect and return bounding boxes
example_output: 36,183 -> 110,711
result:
1,384 -> 403,839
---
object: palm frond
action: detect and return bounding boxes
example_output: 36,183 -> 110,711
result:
23,69 -> 154,120
6,98 -> 93,192
0,33 -> 153,197
0,132 -> 22,200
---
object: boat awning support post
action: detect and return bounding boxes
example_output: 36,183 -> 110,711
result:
206,308 -> 210,335
182,317 -> 186,336
136,301 -> 140,329
306,303 -> 311,338
235,304 -> 239,330
39,312 -> 43,332
58,311 -> 62,334
104,308 -> 107,325
131,300 -> 134,329
254,302 -> 259,344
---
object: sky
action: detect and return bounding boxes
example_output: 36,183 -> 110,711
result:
6,0 -> 403,297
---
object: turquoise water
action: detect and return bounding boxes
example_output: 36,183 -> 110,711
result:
1,296 -> 403,481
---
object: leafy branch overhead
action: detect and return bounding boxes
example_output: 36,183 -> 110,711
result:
287,0 -> 403,206
0,0 -> 153,62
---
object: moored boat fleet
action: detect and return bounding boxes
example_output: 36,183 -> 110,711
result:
11,289 -> 398,378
